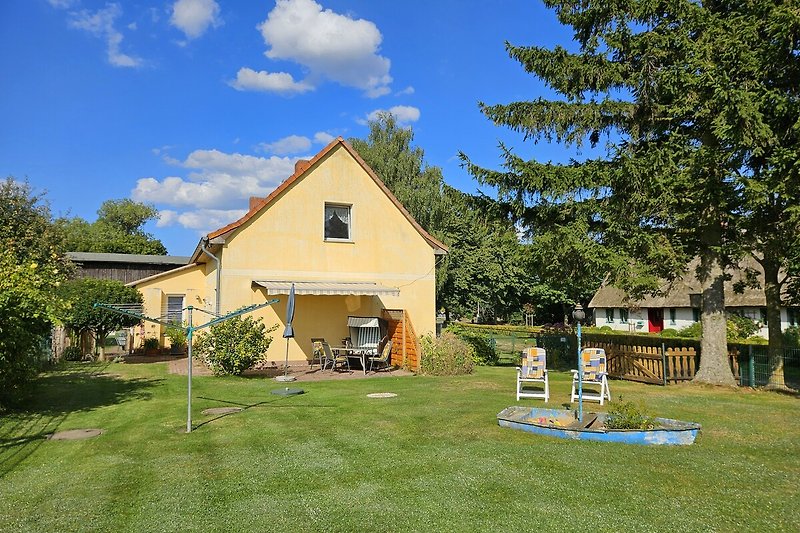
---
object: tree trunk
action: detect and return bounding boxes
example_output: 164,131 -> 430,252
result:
95,330 -> 108,362
762,256 -> 786,389
693,238 -> 736,386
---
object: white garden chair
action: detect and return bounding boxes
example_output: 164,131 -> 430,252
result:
571,348 -> 611,405
516,347 -> 549,402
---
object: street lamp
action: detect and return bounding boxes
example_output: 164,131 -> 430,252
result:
572,304 -> 586,422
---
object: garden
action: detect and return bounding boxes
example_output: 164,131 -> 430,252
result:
0,359 -> 797,532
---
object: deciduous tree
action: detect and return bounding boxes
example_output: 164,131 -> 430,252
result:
0,178 -> 72,405
58,199 -> 167,255
59,278 -> 143,361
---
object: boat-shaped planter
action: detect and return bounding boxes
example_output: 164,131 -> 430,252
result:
497,406 -> 701,445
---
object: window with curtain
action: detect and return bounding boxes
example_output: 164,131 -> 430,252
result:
324,204 -> 351,240
605,308 -> 615,323
620,309 -> 629,322
669,308 -> 677,325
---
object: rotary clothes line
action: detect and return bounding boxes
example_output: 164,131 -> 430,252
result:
94,300 -> 279,433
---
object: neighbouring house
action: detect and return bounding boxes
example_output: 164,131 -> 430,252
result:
54,252 -> 190,358
67,252 -> 190,284
589,257 -> 799,337
128,137 -> 448,369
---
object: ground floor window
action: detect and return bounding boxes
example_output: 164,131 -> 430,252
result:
620,309 -> 629,323
669,308 -> 676,325
605,308 -> 615,323
692,308 -> 700,322
166,295 -> 184,324
788,308 -> 799,326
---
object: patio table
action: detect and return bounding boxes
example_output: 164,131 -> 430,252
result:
332,346 -> 373,375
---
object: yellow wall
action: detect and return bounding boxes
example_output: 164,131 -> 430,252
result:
135,264 -> 207,348
135,144 -> 438,362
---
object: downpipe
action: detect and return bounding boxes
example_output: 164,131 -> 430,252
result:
200,238 -> 221,315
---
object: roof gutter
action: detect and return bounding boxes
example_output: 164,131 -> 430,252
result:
200,238 -> 221,315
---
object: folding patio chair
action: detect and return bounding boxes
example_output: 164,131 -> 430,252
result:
369,339 -> 393,372
322,342 -> 350,373
310,338 -> 326,369
570,348 -> 611,405
516,347 -> 549,402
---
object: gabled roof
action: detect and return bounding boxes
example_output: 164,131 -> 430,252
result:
189,137 -> 448,262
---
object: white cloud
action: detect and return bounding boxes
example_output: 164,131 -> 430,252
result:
363,105 -> 421,125
396,86 -> 415,96
313,131 -> 335,145
170,0 -> 221,39
229,67 -> 313,94
68,4 -> 142,68
47,0 -> 77,8
132,148 -> 296,214
157,208 -> 248,233
259,135 -> 312,155
235,0 -> 392,97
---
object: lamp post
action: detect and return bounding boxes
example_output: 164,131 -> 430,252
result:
572,304 -> 586,422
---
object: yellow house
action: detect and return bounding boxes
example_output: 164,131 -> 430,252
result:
129,138 -> 447,370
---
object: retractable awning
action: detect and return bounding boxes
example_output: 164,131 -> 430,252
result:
253,280 -> 400,297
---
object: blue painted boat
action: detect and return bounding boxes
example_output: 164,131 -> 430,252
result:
497,406 -> 701,445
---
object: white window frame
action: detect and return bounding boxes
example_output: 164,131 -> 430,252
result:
323,203 -> 353,242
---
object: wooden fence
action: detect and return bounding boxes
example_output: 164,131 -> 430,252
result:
583,340 -> 740,385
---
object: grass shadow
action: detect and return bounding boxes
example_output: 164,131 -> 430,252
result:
0,364 -> 161,478
192,394 -> 331,431
25,364 -> 162,416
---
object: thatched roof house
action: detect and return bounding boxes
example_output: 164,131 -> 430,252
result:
588,257 -> 796,336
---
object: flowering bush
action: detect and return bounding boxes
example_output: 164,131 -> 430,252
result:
193,316 -> 276,376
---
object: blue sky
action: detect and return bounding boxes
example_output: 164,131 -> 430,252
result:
0,0 -> 576,256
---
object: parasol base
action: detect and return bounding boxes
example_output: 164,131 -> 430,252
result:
271,387 -> 304,396
274,375 -> 296,382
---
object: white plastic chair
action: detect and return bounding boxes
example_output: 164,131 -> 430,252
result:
571,348 -> 611,405
516,347 -> 549,402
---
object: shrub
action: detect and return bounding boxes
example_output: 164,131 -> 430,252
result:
62,346 -> 83,361
444,324 -> 497,365
599,325 -> 613,332
420,332 -> 474,376
193,316 -> 276,376
142,338 -> 160,350
165,325 -> 187,348
659,328 -> 678,337
727,314 -> 759,340
604,397 -> 656,430
676,315 -> 760,341
677,322 -> 701,338
784,326 -> 800,348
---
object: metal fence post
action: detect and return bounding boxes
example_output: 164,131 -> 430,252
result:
748,345 -> 755,387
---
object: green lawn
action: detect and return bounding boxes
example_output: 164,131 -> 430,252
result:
1,362 -> 798,532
